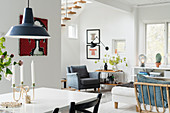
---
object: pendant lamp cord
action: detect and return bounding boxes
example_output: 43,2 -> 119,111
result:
28,0 -> 29,8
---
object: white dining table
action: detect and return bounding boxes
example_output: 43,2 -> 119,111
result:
0,87 -> 98,113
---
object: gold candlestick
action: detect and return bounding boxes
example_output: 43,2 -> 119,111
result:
13,84 -> 35,102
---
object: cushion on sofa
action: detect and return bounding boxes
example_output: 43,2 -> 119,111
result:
137,74 -> 170,108
80,78 -> 99,85
70,65 -> 89,78
112,86 -> 135,97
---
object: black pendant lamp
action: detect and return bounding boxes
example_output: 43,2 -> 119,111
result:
5,0 -> 50,39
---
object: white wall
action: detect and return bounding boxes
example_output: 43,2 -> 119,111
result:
79,1 -> 135,81
0,0 -> 61,94
137,4 -> 170,63
61,18 -> 80,77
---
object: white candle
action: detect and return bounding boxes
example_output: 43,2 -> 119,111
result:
20,65 -> 24,84
31,60 -> 35,85
12,65 -> 15,87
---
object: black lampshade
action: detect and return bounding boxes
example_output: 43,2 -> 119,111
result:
90,42 -> 97,48
5,8 -> 50,39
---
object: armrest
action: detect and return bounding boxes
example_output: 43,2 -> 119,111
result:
67,73 -> 78,76
89,72 -> 100,79
66,73 -> 80,88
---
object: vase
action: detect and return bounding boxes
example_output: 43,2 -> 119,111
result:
104,63 -> 108,70
112,65 -> 118,71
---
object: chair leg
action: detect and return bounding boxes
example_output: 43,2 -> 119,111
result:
98,88 -> 100,93
136,105 -> 140,112
94,88 -> 96,91
114,102 -> 118,109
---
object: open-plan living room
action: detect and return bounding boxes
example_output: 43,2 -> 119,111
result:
1,0 -> 170,113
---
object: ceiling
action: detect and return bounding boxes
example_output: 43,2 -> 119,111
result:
116,0 -> 170,6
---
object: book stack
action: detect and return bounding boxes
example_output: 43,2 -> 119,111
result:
149,72 -> 163,77
138,72 -> 149,76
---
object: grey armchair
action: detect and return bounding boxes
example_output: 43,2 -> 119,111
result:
67,65 -> 100,92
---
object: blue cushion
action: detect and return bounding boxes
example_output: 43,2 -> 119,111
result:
137,74 -> 170,108
70,65 -> 89,78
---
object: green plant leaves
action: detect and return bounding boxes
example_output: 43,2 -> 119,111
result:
5,68 -> 12,77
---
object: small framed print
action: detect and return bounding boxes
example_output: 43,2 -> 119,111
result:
86,29 -> 100,44
86,45 -> 100,59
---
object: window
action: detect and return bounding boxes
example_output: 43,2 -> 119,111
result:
146,24 -> 165,63
68,25 -> 77,39
112,39 -> 126,54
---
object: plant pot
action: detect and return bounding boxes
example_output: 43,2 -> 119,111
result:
104,63 -> 108,70
156,62 -> 161,68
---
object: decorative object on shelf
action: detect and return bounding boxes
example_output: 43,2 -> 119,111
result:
5,0 -> 50,39
87,45 -> 100,59
107,75 -> 114,84
104,63 -> 108,71
87,29 -> 100,44
109,54 -> 128,71
91,36 -> 109,51
156,53 -> 162,68
95,54 -> 109,70
139,54 -> 147,67
0,102 -> 22,108
19,15 -> 48,56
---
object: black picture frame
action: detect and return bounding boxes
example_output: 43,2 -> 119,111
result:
86,45 -> 100,59
86,29 -> 100,44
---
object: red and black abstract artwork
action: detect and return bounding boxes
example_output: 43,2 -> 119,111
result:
19,15 -> 48,56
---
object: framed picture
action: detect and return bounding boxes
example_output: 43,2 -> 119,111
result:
112,39 -> 126,54
86,29 -> 100,44
86,45 -> 100,59
19,15 -> 48,56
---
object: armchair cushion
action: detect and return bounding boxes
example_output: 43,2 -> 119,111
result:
80,78 -> 99,85
70,65 -> 89,78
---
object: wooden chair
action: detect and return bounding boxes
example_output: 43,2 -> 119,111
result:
53,108 -> 59,113
134,82 -> 170,113
69,93 -> 102,113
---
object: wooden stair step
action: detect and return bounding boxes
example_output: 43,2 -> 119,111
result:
73,5 -> 81,9
74,0 -> 86,4
62,17 -> 71,20
61,7 -> 72,10
61,11 -> 76,15
68,11 -> 76,14
61,24 -> 66,27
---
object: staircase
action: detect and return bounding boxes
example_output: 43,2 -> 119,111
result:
61,0 -> 87,27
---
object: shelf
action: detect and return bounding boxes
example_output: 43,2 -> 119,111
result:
133,67 -> 170,70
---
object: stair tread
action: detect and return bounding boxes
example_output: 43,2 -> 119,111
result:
62,17 -> 71,20
74,0 -> 86,4
73,5 -> 81,8
61,24 -> 66,27
61,7 -> 72,10
68,11 -> 76,14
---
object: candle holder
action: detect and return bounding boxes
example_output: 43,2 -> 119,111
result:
13,83 -> 35,102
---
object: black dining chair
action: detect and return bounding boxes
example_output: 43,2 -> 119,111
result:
53,108 -> 59,113
69,93 -> 102,113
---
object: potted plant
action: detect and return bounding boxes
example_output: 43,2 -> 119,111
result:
156,53 -> 162,68
109,54 -> 128,71
0,37 -> 22,81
